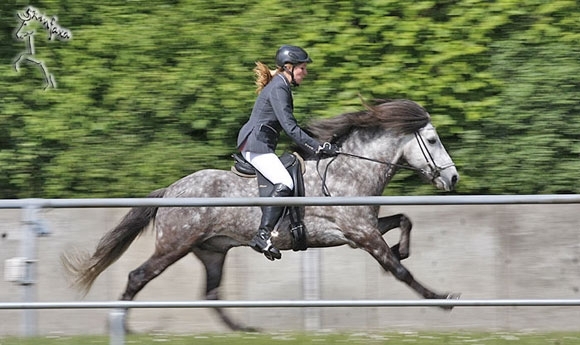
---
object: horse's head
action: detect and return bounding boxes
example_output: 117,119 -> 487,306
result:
14,7 -> 41,41
402,123 -> 459,191
299,98 -> 459,192
14,7 -> 71,42
14,19 -> 34,40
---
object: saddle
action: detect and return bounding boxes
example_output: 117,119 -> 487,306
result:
231,152 -> 308,251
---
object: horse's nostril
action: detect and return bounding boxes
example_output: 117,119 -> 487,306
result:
451,175 -> 458,185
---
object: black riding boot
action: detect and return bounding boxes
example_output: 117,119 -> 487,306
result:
249,183 -> 293,261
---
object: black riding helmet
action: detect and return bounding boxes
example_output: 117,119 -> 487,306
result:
275,45 -> 312,67
275,45 -> 312,86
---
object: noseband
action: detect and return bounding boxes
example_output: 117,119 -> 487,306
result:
317,129 -> 455,196
413,131 -> 456,182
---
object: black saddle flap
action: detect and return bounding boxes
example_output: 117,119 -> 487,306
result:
232,153 -> 256,175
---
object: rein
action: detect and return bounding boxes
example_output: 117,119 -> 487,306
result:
338,152 -> 418,172
316,130 -> 456,196
316,152 -> 419,197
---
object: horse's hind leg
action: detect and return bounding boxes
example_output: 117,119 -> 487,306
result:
118,247 -> 191,331
192,247 -> 258,332
378,213 -> 412,260
120,249 -> 190,301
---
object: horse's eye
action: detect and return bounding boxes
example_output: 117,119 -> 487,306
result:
428,138 -> 437,145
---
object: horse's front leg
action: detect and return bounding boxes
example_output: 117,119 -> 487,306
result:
192,246 -> 258,332
378,213 -> 412,261
13,53 -> 26,71
348,229 -> 459,308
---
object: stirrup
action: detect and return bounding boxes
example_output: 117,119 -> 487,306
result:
249,231 -> 282,261
262,247 -> 281,261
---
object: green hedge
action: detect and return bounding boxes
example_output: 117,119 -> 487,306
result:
0,0 -> 578,197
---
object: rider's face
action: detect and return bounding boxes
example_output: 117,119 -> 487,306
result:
291,63 -> 308,85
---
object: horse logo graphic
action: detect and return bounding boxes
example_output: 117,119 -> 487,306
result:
13,6 -> 72,90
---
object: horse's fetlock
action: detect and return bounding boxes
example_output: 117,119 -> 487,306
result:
392,265 -> 411,281
399,249 -> 410,260
206,288 -> 219,300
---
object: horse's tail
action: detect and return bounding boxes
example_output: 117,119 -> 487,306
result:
61,188 -> 167,295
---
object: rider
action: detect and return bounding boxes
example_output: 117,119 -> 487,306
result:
237,45 -> 340,261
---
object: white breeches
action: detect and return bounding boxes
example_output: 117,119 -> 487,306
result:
242,151 -> 294,190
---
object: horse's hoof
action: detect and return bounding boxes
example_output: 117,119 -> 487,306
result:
263,249 -> 282,261
438,292 -> 461,311
447,292 -> 461,300
240,326 -> 261,333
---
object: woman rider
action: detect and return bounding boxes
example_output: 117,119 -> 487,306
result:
237,45 -> 339,261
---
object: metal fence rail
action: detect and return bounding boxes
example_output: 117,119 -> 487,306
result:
2,299 -> 580,309
1,194 -> 580,209
3,194 -> 579,344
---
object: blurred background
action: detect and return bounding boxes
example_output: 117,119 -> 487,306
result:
1,0 -> 579,199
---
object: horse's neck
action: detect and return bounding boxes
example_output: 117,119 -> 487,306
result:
26,35 -> 35,55
330,130 -> 406,196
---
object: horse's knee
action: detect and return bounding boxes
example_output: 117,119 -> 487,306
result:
400,214 -> 412,231
389,243 -> 409,261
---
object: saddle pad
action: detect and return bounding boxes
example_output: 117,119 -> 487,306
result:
231,152 -> 304,177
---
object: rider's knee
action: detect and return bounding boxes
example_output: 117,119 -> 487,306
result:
280,179 -> 293,190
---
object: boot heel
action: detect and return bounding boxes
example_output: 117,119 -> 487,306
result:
263,248 -> 281,261
249,229 -> 282,260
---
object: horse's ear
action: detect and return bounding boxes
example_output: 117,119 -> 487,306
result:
358,93 -> 374,112
358,94 -> 393,114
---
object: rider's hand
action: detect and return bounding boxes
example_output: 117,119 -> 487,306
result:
317,142 -> 340,157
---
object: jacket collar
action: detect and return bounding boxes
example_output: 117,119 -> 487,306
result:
277,73 -> 291,87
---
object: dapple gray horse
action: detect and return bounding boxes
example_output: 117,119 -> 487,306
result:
62,99 -> 460,331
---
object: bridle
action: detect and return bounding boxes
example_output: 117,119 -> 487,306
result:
413,131 -> 456,182
316,129 -> 456,196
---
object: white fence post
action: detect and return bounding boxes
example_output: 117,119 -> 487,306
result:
109,308 -> 126,345
302,248 -> 321,330
20,203 -> 39,337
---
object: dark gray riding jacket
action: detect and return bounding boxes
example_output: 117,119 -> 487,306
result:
237,74 -> 321,154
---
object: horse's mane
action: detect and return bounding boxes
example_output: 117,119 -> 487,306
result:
292,99 -> 431,155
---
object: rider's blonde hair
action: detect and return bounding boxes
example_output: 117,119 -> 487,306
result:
254,61 -> 284,93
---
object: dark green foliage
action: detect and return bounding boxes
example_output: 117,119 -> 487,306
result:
0,0 -> 578,197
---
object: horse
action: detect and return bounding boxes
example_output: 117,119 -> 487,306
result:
13,6 -> 72,90
62,98 -> 460,332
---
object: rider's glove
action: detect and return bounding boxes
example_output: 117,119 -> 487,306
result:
316,142 -> 340,157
